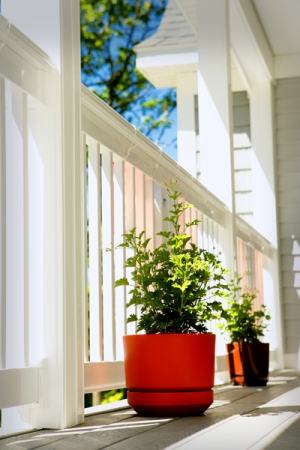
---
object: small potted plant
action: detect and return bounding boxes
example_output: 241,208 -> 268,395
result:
219,276 -> 271,386
114,181 -> 229,416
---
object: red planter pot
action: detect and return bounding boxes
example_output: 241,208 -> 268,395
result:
226,342 -> 269,386
123,333 -> 215,416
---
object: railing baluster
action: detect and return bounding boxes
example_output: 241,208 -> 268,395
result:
23,92 -> 29,368
101,147 -> 115,360
82,133 -> 89,363
88,141 -> 102,362
0,76 -> 6,369
145,176 -> 154,251
154,181 -> 163,247
114,156 -> 126,358
124,162 -> 136,335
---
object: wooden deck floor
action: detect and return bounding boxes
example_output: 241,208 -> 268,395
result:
1,370 -> 300,449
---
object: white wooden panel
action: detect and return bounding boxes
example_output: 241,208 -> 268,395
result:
22,92 -> 30,367
0,77 -> 6,369
88,142 -> 102,362
282,272 -> 300,288
276,112 -> 300,130
235,192 -> 253,214
101,148 -> 115,360
281,239 -> 300,255
197,211 -> 203,249
284,303 -> 300,320
234,170 -> 252,191
281,255 -> 300,271
283,287 -> 300,304
234,149 -> 252,170
113,157 -> 126,360
153,181 -> 163,247
6,82 -> 25,368
278,174 -> 300,192
278,159 -> 300,175
275,79 -> 300,99
84,361 -> 125,393
279,207 -> 300,223
279,191 -> 300,207
0,368 -> 38,408
277,145 -> 300,160
145,176 -> 154,251
124,162 -> 136,335
135,169 -> 145,235
275,97 -> 300,114
82,134 -> 89,362
277,129 -> 300,145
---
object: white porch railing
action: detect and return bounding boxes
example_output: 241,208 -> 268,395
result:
0,12 -> 277,435
81,84 -> 230,394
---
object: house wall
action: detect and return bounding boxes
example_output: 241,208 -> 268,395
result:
275,77 -> 300,368
232,91 -> 253,223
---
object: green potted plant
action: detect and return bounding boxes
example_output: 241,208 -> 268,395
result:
219,276 -> 271,386
114,181 -> 229,416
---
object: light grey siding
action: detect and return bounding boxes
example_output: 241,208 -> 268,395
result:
232,91 -> 253,223
276,77 -> 300,354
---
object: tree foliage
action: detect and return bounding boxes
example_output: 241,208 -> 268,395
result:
80,0 -> 176,147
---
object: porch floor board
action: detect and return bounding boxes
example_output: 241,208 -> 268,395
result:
1,370 -> 300,449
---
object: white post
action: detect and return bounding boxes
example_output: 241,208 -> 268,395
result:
250,81 -> 283,367
177,72 -> 198,178
2,0 -> 84,429
197,0 -> 234,212
250,82 -> 278,247
196,0 -> 236,272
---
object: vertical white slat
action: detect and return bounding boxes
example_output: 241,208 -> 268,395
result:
101,147 -> 115,360
0,76 -> 6,369
23,92 -> 29,367
113,156 -> 126,359
154,181 -> 163,247
145,176 -> 154,251
191,206 -> 197,245
27,104 -> 44,367
162,185 -> 170,234
6,82 -> 25,368
208,218 -> 213,252
88,141 -> 102,361
197,210 -> 203,249
184,200 -> 192,240
135,169 -> 145,235
202,215 -> 208,251
82,133 -> 89,362
124,162 -> 136,335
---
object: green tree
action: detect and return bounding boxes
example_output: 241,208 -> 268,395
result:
80,0 -> 176,148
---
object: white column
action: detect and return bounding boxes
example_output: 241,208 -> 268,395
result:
2,0 -> 84,429
197,0 -> 236,273
250,82 -> 277,247
177,72 -> 198,177
197,0 -> 234,211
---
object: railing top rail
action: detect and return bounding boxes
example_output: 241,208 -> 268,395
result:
236,215 -> 275,256
0,14 -> 54,70
82,84 -> 228,226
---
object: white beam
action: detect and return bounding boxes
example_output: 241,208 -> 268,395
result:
230,0 -> 274,84
197,0 -> 234,212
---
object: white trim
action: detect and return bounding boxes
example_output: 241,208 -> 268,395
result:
81,85 -> 227,226
84,361 -> 125,393
0,368 -> 39,408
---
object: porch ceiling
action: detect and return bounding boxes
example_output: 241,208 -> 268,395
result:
135,0 -> 300,89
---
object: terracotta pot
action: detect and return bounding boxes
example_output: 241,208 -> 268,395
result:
226,342 -> 269,386
123,333 -> 215,416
